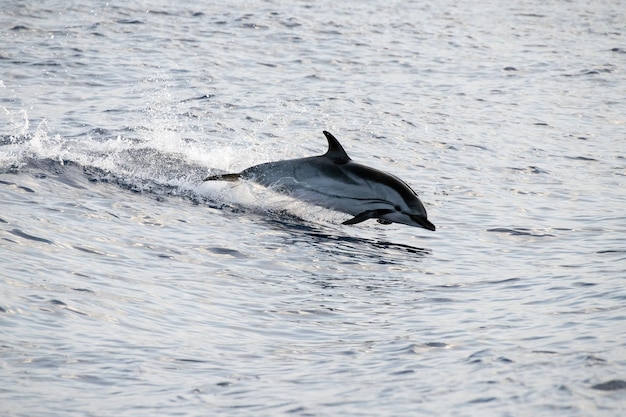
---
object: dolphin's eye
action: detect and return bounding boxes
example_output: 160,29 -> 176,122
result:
394,205 -> 401,211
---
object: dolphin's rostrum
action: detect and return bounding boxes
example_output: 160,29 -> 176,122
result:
204,131 -> 435,231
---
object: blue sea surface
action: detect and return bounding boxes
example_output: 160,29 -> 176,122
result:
1,1 -> 625,416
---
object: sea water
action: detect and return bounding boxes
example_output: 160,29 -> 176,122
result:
1,1 -> 625,416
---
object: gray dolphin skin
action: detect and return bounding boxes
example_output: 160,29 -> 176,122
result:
204,131 -> 435,231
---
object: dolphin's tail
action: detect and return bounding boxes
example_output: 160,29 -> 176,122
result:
203,173 -> 242,182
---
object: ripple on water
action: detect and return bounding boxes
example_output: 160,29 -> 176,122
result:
1,1 -> 625,416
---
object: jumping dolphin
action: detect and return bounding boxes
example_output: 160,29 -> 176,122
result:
204,131 -> 435,231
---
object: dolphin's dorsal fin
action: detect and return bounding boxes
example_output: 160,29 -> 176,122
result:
322,131 -> 351,164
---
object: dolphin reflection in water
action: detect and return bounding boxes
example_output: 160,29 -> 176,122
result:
204,131 -> 435,231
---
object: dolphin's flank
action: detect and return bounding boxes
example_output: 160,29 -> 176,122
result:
204,131 -> 435,231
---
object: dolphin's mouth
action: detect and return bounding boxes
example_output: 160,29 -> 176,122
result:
411,215 -> 436,231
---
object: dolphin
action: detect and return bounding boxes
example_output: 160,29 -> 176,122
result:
204,131 -> 435,231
